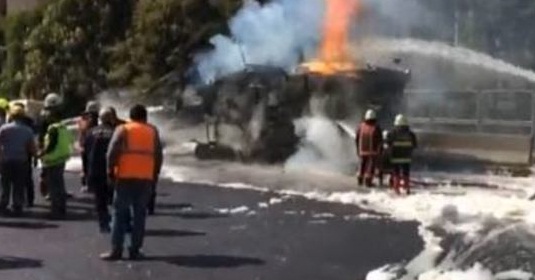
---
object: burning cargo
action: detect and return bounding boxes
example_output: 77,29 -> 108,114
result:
192,62 -> 410,163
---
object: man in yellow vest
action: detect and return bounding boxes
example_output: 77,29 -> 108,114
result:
101,104 -> 163,261
39,108 -> 73,218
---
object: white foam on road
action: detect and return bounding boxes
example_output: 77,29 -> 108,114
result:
162,163 -> 535,280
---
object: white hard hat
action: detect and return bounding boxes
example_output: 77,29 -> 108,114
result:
44,93 -> 62,108
85,100 -> 100,113
364,109 -> 376,121
394,114 -> 409,127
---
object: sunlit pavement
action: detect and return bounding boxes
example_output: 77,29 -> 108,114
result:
0,172 -> 422,280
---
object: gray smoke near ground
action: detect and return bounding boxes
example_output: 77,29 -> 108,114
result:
194,0 -> 324,84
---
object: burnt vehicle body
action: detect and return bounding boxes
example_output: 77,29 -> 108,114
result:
191,63 -> 410,163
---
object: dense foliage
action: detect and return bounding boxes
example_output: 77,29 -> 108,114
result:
0,0 -> 241,104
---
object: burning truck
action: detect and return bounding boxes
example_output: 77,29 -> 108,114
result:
191,61 -> 410,163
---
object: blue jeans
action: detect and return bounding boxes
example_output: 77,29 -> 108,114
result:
111,180 -> 151,252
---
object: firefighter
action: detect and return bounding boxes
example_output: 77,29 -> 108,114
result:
101,104 -> 163,261
387,114 -> 417,194
39,107 -> 73,218
0,106 -> 37,216
85,108 -> 116,232
79,101 -> 100,193
355,109 -> 383,187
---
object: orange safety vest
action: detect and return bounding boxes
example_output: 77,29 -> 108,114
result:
115,122 -> 156,180
357,122 -> 380,156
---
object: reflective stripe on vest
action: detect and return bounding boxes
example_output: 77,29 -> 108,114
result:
116,122 -> 156,180
358,123 -> 379,156
391,158 -> 412,164
392,141 -> 414,147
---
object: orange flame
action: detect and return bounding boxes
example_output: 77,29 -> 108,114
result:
301,0 -> 360,75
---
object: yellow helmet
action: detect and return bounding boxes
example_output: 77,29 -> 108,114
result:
0,98 -> 9,110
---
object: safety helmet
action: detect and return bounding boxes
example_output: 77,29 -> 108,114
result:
364,109 -> 376,121
99,107 -> 114,124
0,98 -> 9,111
44,93 -> 62,108
9,105 -> 25,119
85,100 -> 100,113
394,114 -> 409,127
382,130 -> 389,139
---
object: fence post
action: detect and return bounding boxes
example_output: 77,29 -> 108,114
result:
476,90 -> 484,132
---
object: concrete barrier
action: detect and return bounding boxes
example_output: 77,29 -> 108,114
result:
415,130 -> 533,165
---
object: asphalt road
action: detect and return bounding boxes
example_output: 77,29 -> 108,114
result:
0,172 -> 423,280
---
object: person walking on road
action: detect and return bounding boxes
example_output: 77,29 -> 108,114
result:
85,108 -> 116,232
355,109 -> 383,187
101,104 -> 163,261
0,106 -> 37,216
39,108 -> 73,218
387,114 -> 417,194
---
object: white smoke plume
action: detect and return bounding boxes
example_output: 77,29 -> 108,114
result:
194,0 -> 324,84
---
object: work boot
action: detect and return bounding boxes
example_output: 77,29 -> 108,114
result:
365,178 -> 374,188
357,177 -> 364,186
100,250 -> 123,261
128,249 -> 144,261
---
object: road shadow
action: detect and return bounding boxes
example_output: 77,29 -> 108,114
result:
158,211 -> 229,220
0,256 -> 42,270
0,220 -> 58,229
145,229 -> 206,237
156,203 -> 193,210
146,254 -> 265,268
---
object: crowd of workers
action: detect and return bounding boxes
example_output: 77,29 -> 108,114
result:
0,94 -> 163,261
355,109 -> 417,194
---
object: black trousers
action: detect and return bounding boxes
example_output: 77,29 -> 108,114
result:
26,161 -> 35,206
392,163 -> 411,179
1,161 -> 28,212
147,181 -> 158,214
91,180 -> 112,229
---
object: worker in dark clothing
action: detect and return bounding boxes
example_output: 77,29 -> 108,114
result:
387,114 -> 417,195
79,101 -> 100,193
355,109 -> 383,187
11,102 -> 37,207
85,108 -> 116,232
0,106 -> 37,216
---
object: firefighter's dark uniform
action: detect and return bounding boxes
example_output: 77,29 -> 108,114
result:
387,126 -> 417,194
355,120 -> 383,187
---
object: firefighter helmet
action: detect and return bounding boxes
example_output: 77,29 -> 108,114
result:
364,109 -> 376,121
394,114 -> 409,127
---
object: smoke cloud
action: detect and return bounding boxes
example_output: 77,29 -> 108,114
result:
194,0 -> 324,84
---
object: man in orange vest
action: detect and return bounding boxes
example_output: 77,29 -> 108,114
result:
355,109 -> 383,187
101,104 -> 163,261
